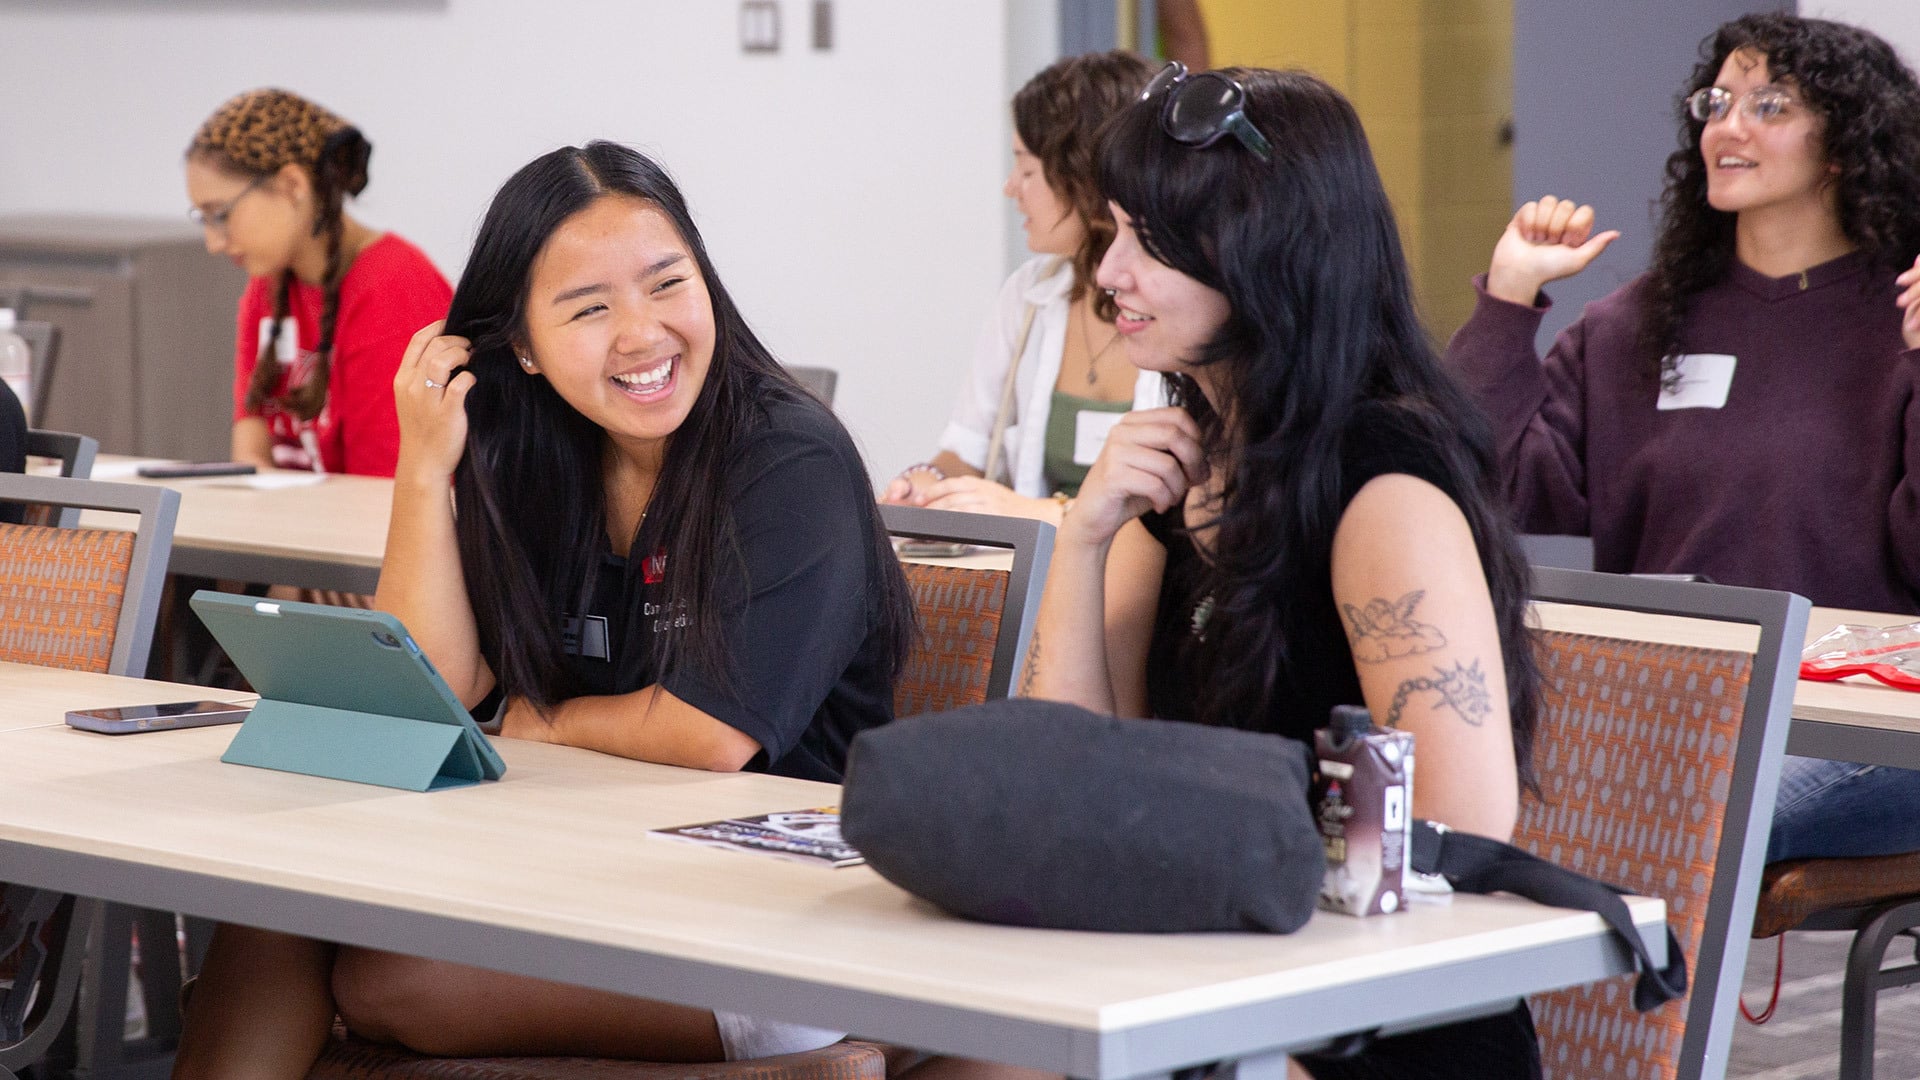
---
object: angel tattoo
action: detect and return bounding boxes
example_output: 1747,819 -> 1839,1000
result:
1342,589 -> 1448,663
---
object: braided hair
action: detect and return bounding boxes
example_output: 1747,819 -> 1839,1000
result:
189,88 -> 372,421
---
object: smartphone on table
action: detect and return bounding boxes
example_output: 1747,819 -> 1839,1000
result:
65,700 -> 253,735
135,462 -> 257,479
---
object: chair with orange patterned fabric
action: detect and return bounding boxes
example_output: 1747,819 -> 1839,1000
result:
0,472 -> 178,1080
1520,567 -> 1808,1080
1748,848 -> 1920,1079
0,472 -> 175,681
880,505 -> 1053,716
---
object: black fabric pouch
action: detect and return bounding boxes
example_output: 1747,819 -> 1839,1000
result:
840,698 -> 1323,933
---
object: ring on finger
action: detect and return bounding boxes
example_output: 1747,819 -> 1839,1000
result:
424,377 -> 442,389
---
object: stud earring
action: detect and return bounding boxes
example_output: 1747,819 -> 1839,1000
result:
518,356 -> 534,370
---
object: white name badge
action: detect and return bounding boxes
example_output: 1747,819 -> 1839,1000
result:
257,316 -> 299,363
1074,410 -> 1126,465
1657,353 -> 1737,411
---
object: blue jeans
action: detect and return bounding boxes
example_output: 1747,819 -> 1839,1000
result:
1767,754 -> 1920,863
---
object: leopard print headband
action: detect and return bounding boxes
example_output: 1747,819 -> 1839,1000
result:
190,88 -> 350,174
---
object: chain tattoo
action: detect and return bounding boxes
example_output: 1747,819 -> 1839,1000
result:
1384,659 -> 1491,728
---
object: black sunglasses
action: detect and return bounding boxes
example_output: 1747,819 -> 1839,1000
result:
1141,62 -> 1273,162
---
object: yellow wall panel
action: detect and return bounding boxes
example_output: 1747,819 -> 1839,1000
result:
1193,0 -> 1513,340
1196,0 -> 1352,89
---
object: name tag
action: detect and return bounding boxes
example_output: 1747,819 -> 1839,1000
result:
1073,410 -> 1125,465
561,614 -> 610,661
1657,353 -> 1736,411
257,316 -> 299,364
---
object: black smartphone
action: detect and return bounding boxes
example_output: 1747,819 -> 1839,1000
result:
65,700 -> 253,735
136,462 -> 258,479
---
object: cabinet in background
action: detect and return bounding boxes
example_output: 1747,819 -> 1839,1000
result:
0,214 -> 246,461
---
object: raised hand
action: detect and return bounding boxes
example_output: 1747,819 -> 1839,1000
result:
1062,406 -> 1208,548
1897,252 -> 1920,351
392,320 -> 477,482
1485,195 -> 1621,307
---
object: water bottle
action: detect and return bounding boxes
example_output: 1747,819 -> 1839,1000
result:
0,309 -> 31,423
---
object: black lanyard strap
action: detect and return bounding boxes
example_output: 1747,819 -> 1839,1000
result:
1412,820 -> 1689,1011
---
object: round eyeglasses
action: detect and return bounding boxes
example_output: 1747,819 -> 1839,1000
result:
1141,61 -> 1274,162
1686,85 -> 1798,125
188,174 -> 270,233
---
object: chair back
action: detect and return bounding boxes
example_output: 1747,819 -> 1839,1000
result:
1520,568 -> 1807,1080
1520,533 -> 1594,571
0,473 -> 177,677
21,429 -> 98,527
24,429 -> 96,480
881,505 -> 1052,715
786,365 -> 838,406
15,320 -> 56,424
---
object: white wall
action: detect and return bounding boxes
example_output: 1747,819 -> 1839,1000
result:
0,0 -> 1024,484
1801,1 -> 1920,62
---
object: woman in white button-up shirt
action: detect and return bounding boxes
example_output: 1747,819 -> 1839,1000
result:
883,50 -> 1165,525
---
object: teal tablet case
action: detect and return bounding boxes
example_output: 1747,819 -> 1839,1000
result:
190,592 -> 507,792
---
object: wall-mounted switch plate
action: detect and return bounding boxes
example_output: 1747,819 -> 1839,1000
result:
741,0 -> 779,53
811,0 -> 832,51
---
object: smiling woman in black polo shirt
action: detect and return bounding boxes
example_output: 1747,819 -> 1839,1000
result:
171,142 -> 916,1079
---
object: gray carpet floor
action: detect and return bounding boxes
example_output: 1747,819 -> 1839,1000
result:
1728,930 -> 1920,1079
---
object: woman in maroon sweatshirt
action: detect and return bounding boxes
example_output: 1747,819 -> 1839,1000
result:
1445,12 -> 1920,864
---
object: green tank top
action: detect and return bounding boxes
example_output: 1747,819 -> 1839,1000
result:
1043,389 -> 1132,498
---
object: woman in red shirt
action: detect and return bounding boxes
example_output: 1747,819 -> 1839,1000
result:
185,88 -> 450,477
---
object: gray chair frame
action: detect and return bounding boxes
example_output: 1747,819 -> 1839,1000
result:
1784,895 -> 1920,1080
22,429 -> 99,529
0,890 -> 89,1080
14,321 -> 57,426
24,429 -> 96,480
1519,533 -> 1594,571
0,474 -> 179,1080
880,504 -> 1053,702
0,472 -> 178,679
786,364 -> 838,406
1528,567 -> 1809,1080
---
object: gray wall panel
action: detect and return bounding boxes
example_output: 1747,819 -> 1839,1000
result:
1512,0 -> 1790,351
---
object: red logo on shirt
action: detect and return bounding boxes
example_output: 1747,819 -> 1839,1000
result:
642,549 -> 668,584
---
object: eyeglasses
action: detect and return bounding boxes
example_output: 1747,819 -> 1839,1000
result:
1141,61 -> 1273,162
188,175 -> 270,232
1686,84 -> 1799,125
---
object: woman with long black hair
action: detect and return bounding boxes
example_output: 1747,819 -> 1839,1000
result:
1021,65 -> 1544,1078
172,142 -> 916,1078
1445,12 -> 1920,865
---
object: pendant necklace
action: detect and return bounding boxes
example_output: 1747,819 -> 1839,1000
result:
1080,300 -> 1122,387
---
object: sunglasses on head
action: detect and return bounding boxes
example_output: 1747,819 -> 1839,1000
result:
1141,61 -> 1273,162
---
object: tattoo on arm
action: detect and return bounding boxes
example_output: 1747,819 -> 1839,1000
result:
1018,628 -> 1042,697
1342,590 -> 1448,664
1384,659 -> 1491,728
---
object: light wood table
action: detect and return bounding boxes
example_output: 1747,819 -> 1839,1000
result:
69,458 -> 1025,594
68,458 -> 392,594
1789,606 -> 1920,770
0,661 -> 253,734
0,669 -> 1666,1080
